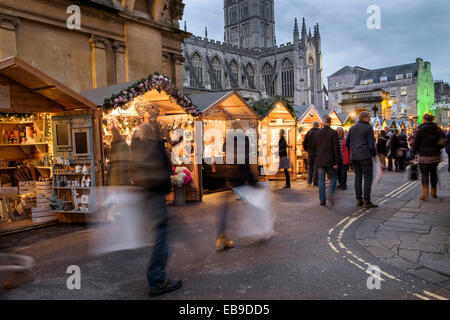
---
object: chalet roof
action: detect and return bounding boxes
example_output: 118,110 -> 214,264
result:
188,91 -> 231,112
338,112 -> 350,123
81,81 -> 135,106
292,105 -> 309,120
0,56 -> 97,111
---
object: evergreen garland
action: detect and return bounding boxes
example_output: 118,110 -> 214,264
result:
249,96 -> 296,120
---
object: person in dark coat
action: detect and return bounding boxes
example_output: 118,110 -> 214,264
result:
303,121 -> 320,186
313,116 -> 339,206
336,127 -> 350,190
130,122 -> 182,297
396,129 -> 408,171
413,113 -> 447,200
376,130 -> 388,169
346,111 -> 378,208
278,129 -> 291,189
446,129 -> 450,172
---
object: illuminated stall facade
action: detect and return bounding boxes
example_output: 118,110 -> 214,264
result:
82,73 -> 203,202
189,91 -> 260,192
256,101 -> 297,180
0,57 -> 103,234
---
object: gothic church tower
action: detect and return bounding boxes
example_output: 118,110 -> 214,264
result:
224,0 -> 275,49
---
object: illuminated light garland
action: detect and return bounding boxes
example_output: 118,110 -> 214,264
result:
102,72 -> 201,116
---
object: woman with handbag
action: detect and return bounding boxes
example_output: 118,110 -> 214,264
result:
413,113 -> 447,200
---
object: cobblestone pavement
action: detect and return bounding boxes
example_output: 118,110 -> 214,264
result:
356,163 -> 450,291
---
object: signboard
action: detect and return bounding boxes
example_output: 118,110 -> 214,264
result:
0,85 -> 11,109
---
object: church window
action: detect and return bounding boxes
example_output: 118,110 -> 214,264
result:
281,59 -> 294,97
262,63 -> 274,96
190,53 -> 203,88
211,57 -> 222,91
246,63 -> 255,88
230,60 -> 239,87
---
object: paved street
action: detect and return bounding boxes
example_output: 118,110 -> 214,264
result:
1,162 -> 449,300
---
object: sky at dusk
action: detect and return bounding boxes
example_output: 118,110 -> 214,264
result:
183,0 -> 450,85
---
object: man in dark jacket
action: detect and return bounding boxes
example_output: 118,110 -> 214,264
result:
313,117 -> 339,206
346,111 -> 378,208
303,121 -> 320,186
278,129 -> 291,188
130,122 -> 182,297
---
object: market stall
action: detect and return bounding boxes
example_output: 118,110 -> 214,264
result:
293,105 -> 323,178
256,101 -> 297,180
189,91 -> 260,192
82,74 -> 203,203
0,57 -> 103,234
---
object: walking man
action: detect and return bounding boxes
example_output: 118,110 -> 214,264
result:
303,121 -> 320,186
346,112 -> 378,208
130,122 -> 182,297
313,117 -> 339,206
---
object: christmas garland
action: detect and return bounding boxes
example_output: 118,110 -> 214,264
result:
102,72 -> 201,116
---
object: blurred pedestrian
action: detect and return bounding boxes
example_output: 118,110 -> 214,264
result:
130,122 -> 182,297
414,113 -> 447,200
376,129 -> 388,169
313,117 -> 339,206
303,121 -> 320,186
107,125 -> 131,186
217,133 -> 257,251
346,111 -> 378,208
336,127 -> 350,190
278,129 -> 291,189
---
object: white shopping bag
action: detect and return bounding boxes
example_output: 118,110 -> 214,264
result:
372,156 -> 384,187
233,181 -> 276,240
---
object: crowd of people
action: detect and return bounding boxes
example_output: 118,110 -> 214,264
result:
296,112 -> 450,207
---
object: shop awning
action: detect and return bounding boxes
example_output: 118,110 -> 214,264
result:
189,91 -> 259,120
0,56 -> 97,112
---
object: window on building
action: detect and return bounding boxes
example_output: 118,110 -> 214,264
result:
391,89 -> 397,97
231,27 -> 239,43
281,59 -> 294,97
241,3 -> 249,18
246,63 -> 255,88
401,87 -> 407,96
190,53 -> 203,88
333,93 -> 339,101
262,63 -> 274,96
401,102 -> 407,113
211,57 -> 222,91
380,76 -> 387,82
406,73 -> 413,79
230,7 -> 237,24
396,74 -> 403,80
335,82 -> 339,88
230,60 -> 239,88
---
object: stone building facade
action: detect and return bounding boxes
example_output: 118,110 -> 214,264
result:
0,0 -> 189,93
328,58 -> 435,123
182,0 -> 326,108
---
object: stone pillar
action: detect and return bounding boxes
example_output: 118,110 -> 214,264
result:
112,40 -> 127,84
0,14 -> 20,59
89,35 -> 108,89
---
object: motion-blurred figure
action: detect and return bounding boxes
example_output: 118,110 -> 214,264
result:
217,135 -> 257,251
107,125 -> 131,186
445,128 -> 450,172
376,130 -> 388,169
0,253 -> 34,290
130,122 -> 182,297
278,129 -> 291,189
